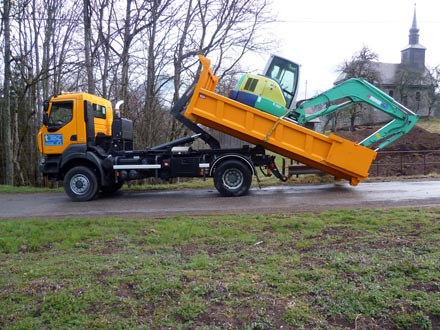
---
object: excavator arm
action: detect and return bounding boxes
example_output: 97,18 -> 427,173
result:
290,78 -> 419,150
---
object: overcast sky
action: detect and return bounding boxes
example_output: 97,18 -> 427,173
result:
266,0 -> 440,98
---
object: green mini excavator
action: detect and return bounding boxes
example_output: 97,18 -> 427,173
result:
229,55 -> 418,151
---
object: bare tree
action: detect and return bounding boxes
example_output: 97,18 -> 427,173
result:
0,0 -> 280,186
337,46 -> 381,131
1,0 -> 13,185
169,0 -> 274,140
338,46 -> 381,83
141,0 -> 174,146
91,0 -> 118,99
426,66 -> 440,118
84,0 -> 95,94
4,0 -> 83,185
113,0 -> 169,115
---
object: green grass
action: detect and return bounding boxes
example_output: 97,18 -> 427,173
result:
1,208 -> 439,329
0,185 -> 63,193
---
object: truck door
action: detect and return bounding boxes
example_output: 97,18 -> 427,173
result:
40,100 -> 77,154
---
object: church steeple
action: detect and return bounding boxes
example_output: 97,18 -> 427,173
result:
409,5 -> 420,45
401,4 -> 426,69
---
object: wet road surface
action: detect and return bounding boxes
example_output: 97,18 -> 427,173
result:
1,179 -> 440,219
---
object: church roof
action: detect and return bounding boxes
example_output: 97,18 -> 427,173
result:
334,61 -> 400,85
334,61 -> 430,86
401,43 -> 426,50
371,62 -> 400,85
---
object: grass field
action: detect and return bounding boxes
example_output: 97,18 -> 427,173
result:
1,120 -> 439,328
0,208 -> 439,329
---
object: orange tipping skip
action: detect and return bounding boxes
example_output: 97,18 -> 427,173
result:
184,55 -> 377,185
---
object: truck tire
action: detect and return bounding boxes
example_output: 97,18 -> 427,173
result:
214,159 -> 252,197
64,166 -> 99,202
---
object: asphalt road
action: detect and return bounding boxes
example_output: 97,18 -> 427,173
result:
1,179 -> 440,219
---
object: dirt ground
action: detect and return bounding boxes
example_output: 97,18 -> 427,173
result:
337,125 -> 440,151
336,126 -> 440,177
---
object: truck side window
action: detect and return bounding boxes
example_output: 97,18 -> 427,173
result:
48,101 -> 73,129
93,104 -> 106,119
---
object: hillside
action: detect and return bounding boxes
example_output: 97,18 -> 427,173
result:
337,125 -> 440,177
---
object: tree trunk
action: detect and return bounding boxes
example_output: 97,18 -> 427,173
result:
84,0 -> 95,94
145,8 -> 157,147
33,0 -> 42,186
12,97 -> 25,186
96,0 -> 115,99
2,0 -> 14,185
120,0 -> 133,116
170,0 -> 193,141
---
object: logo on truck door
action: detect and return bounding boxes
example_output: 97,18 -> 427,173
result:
44,134 -> 63,146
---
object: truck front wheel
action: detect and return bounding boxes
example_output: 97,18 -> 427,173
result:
64,166 -> 99,202
214,160 -> 252,197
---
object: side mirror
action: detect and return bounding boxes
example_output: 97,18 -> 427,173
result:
43,113 -> 49,126
43,100 -> 50,113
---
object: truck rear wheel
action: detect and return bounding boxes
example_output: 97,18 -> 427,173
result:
214,160 -> 252,197
64,166 -> 99,202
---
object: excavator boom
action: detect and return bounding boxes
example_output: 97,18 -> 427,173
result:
291,78 -> 419,150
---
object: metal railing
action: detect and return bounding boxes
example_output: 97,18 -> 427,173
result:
370,150 -> 440,177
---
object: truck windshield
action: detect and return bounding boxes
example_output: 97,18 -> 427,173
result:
48,101 -> 73,131
263,56 -> 300,110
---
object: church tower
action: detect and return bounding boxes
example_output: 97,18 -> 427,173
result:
401,6 -> 426,70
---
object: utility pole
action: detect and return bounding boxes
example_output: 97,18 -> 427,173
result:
304,80 -> 308,99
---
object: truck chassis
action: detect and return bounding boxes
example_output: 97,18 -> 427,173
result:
40,136 -> 283,202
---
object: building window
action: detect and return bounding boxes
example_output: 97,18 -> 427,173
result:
402,95 -> 408,106
415,91 -> 421,101
388,90 -> 394,97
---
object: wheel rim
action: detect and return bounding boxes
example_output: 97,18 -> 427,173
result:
70,174 -> 91,195
222,168 -> 243,190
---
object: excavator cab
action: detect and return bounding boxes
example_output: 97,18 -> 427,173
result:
262,55 -> 300,110
229,55 -> 300,116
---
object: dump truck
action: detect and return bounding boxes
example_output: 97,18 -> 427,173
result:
37,55 -> 418,201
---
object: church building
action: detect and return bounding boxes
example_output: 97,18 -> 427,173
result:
334,6 -> 435,127
371,7 -> 433,117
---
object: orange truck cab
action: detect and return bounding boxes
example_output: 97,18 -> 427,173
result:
38,93 -> 114,155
